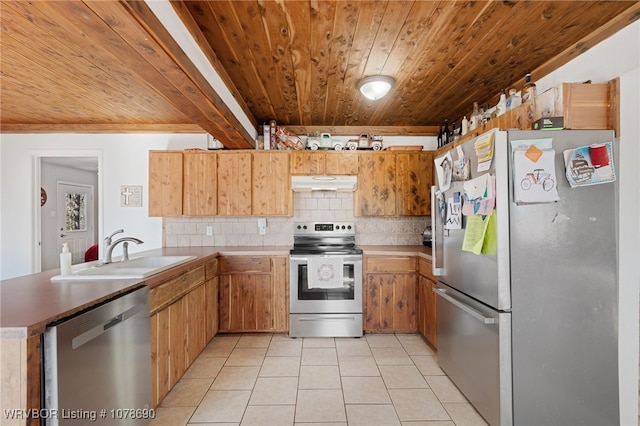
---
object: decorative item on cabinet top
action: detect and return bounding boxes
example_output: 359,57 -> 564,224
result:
258,121 -> 389,151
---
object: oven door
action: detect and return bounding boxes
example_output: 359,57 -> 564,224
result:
290,254 -> 362,314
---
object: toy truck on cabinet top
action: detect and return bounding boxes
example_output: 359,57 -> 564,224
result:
346,134 -> 383,151
307,133 -> 344,150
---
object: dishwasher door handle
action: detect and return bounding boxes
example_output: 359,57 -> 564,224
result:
433,287 -> 496,324
72,303 -> 145,349
103,314 -> 124,331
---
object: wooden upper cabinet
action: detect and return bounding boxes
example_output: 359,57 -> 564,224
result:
183,151 -> 217,216
290,151 -> 325,175
290,151 -> 359,175
217,151 -> 252,216
396,151 -> 433,216
356,152 -> 397,216
325,151 -> 359,175
149,151 -> 183,217
252,152 -> 292,216
149,149 -> 432,218
356,151 -> 433,217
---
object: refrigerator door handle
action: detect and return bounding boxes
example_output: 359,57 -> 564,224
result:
433,287 -> 496,324
431,186 -> 445,276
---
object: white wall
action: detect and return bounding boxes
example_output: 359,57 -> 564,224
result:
0,133 -> 207,279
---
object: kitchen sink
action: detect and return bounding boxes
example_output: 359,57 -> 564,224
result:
50,255 -> 197,281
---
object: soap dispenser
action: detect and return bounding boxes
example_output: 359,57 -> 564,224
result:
60,243 -> 72,275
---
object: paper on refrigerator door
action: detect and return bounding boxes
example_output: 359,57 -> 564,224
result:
513,147 -> 559,204
462,214 -> 491,254
434,152 -> 453,191
445,192 -> 462,230
452,145 -> 471,181
474,133 -> 495,172
563,142 -> 616,188
461,174 -> 496,216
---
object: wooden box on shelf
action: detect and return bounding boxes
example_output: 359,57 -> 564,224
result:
534,82 -> 611,130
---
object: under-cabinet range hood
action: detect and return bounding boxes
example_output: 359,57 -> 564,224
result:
291,175 -> 357,192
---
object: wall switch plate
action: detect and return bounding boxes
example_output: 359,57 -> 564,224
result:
206,226 -> 213,236
257,218 -> 267,235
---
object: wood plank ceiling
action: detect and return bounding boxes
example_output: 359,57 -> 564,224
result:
1,1 -> 639,147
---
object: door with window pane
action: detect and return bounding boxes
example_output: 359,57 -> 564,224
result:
57,182 -> 95,264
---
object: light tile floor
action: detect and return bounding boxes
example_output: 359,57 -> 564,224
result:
150,333 -> 488,426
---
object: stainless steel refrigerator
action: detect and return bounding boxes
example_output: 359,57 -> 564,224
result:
431,129 -> 619,426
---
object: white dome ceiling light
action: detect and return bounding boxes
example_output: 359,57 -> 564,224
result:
357,75 -> 395,100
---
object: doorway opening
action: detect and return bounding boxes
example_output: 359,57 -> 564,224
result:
35,153 -> 102,273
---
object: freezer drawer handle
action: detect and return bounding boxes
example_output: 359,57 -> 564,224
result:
433,288 -> 496,324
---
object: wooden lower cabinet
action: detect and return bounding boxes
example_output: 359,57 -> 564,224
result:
364,255 -> 418,333
417,275 -> 437,348
204,276 -> 219,343
185,285 -> 207,365
364,273 -> 418,333
0,335 -> 41,426
417,257 -> 437,348
150,262 -> 218,407
218,256 -> 288,333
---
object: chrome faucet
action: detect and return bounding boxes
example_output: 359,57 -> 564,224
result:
105,228 -> 124,247
103,237 -> 144,264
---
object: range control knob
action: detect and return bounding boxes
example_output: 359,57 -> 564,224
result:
303,225 -> 308,230
347,225 -> 352,230
296,225 -> 302,230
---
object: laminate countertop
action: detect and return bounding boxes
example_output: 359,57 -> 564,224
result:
0,245 -> 431,339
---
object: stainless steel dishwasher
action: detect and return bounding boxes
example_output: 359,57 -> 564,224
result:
44,286 -> 152,425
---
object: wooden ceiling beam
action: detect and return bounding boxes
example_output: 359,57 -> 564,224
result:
86,0 -> 255,149
169,1 -> 257,131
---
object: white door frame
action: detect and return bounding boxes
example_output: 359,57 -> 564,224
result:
32,149 -> 103,273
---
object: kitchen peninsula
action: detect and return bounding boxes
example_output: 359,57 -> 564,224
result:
1,245 -> 432,424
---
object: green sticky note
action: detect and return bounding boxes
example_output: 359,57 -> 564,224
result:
482,212 -> 497,255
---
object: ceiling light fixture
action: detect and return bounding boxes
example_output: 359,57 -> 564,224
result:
357,75 -> 395,100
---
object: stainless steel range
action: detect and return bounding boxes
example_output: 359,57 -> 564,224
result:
289,222 -> 363,338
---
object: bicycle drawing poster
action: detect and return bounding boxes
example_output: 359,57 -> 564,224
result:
512,146 -> 560,205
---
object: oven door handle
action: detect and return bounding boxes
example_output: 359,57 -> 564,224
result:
297,316 -> 357,321
290,255 -> 362,263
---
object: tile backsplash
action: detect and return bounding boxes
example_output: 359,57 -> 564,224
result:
164,192 -> 429,247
